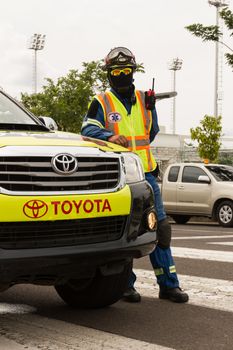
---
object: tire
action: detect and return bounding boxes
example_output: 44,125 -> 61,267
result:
216,200 -> 233,227
171,215 -> 190,225
55,261 -> 132,309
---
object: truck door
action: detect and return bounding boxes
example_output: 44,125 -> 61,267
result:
162,165 -> 180,211
176,165 -> 211,214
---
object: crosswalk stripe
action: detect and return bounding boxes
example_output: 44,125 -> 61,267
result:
208,242 -> 233,246
173,235 -> 233,240
2,313 -> 175,350
0,303 -> 36,315
172,228 -> 233,234
0,336 -> 38,350
134,269 -> 233,313
171,247 -> 233,262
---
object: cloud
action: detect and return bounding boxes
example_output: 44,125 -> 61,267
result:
0,0 -> 232,135
0,25 -> 32,94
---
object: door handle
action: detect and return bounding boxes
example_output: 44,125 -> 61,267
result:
178,186 -> 185,190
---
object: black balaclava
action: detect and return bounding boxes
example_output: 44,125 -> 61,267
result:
107,70 -> 135,99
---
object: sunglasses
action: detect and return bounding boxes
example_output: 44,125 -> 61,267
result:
110,67 -> 133,76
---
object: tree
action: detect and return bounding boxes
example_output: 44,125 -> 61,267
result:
21,61 -> 108,133
185,6 -> 233,68
21,60 -> 145,133
190,115 -> 222,163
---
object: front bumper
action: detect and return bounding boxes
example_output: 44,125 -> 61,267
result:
0,180 -> 157,285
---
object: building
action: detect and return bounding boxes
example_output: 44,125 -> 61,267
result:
151,127 -> 233,176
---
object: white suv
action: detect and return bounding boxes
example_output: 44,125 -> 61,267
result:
161,163 -> 233,227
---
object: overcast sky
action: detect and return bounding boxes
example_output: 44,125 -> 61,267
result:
0,0 -> 232,136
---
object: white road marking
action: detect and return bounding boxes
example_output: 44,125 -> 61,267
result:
0,303 -> 36,314
0,336 -> 38,350
172,228 -> 233,234
208,242 -> 233,246
171,247 -> 233,262
134,269 -> 233,313
173,234 -> 233,240
1,313 -> 175,350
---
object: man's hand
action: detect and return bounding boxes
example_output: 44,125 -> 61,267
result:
108,135 -> 128,148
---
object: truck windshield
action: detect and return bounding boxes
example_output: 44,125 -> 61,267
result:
205,165 -> 233,181
0,92 -> 37,125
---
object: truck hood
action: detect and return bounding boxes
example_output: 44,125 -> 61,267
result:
0,130 -> 128,153
215,181 -> 233,192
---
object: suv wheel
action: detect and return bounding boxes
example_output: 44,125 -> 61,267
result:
216,200 -> 233,227
171,215 -> 190,225
55,261 -> 132,309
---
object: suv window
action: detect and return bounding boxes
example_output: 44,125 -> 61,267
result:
182,166 -> 206,183
168,166 -> 180,182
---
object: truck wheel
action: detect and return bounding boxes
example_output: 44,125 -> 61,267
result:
216,200 -> 233,227
171,215 -> 190,225
55,261 -> 132,309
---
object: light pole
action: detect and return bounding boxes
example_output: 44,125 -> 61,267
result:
208,0 -> 228,117
28,34 -> 46,94
168,58 -> 183,134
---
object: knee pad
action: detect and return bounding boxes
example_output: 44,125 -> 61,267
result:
157,217 -> 171,249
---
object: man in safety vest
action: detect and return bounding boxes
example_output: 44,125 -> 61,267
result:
81,47 -> 189,303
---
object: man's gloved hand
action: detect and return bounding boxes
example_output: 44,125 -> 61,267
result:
108,135 -> 128,148
145,90 -> 156,110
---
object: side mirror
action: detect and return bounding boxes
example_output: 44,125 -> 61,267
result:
39,116 -> 58,131
198,175 -> 211,184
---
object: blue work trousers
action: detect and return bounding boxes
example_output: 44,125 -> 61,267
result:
129,172 -> 179,290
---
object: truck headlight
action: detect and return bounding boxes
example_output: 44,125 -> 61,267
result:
147,209 -> 157,231
122,153 -> 145,184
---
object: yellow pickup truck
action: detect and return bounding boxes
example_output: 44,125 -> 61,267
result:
0,89 -> 157,308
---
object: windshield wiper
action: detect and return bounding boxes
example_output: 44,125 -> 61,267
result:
0,123 -> 50,132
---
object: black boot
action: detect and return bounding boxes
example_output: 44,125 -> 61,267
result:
159,287 -> 189,303
122,287 -> 141,303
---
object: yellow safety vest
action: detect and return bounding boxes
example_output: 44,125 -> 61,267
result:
95,90 -> 156,173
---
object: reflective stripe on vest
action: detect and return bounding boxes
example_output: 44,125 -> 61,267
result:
95,90 -> 156,172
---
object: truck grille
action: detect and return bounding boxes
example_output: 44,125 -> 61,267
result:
0,216 -> 127,249
0,156 -> 120,192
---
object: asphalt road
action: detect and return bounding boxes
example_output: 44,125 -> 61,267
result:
0,222 -> 232,350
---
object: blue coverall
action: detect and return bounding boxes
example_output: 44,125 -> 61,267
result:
81,88 -> 180,290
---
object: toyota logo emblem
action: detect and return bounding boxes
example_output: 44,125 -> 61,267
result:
52,153 -> 78,175
23,200 -> 48,219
